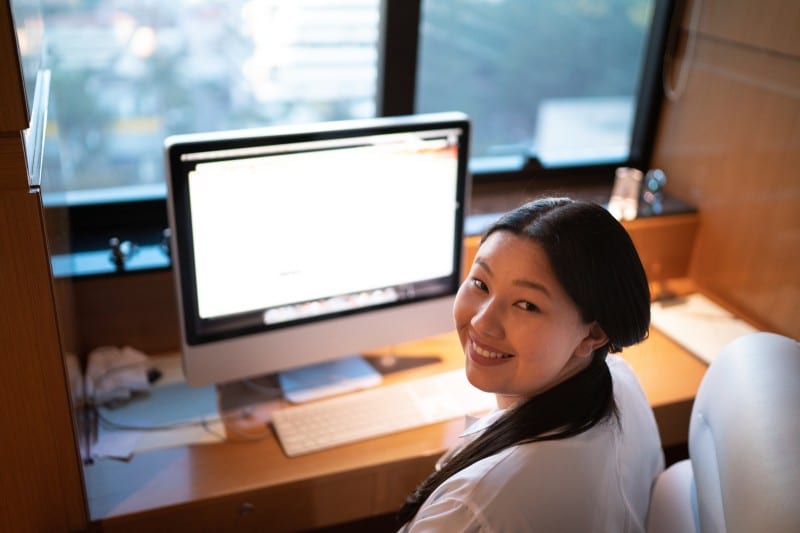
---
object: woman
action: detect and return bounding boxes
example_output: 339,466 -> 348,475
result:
398,197 -> 664,532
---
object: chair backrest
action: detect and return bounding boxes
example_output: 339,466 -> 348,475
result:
688,332 -> 800,533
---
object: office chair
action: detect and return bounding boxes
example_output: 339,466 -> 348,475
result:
647,331 -> 800,533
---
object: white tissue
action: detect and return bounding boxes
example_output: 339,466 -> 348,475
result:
85,346 -> 151,405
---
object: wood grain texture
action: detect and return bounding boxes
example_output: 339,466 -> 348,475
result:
72,269 -> 181,357
691,0 -> 800,58
654,6 -> 800,339
0,191 -> 88,532
0,131 -> 28,190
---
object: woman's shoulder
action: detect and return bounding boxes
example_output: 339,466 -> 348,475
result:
607,354 -> 649,399
427,434 -> 624,530
607,354 -> 655,408
606,353 -> 635,375
442,424 -> 613,498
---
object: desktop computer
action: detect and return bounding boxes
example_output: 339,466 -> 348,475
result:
165,112 -> 472,401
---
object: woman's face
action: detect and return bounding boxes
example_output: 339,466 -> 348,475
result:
454,231 -> 607,408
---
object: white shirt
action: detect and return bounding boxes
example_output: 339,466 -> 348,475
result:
401,356 -> 664,533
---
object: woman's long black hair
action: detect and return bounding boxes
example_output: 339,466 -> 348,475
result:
397,197 -> 651,525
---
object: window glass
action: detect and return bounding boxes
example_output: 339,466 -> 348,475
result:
416,0 -> 655,171
41,0 -> 380,199
10,0 -> 45,114
37,0 -> 665,207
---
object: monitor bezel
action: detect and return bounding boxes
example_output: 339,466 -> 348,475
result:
165,112 -> 471,385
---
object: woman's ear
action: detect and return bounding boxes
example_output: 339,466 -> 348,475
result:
575,322 -> 609,358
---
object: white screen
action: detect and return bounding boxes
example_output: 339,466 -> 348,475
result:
186,133 -> 460,321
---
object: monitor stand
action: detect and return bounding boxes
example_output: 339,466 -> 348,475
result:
277,355 -> 382,403
217,352 -> 444,411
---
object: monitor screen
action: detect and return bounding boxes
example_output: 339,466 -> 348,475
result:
166,112 -> 470,386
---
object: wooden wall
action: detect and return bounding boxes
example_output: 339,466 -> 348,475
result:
652,0 -> 800,339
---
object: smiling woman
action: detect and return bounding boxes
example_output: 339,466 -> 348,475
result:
457,231 -> 610,408
398,197 -> 661,532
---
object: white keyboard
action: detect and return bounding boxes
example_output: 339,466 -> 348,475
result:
271,369 -> 495,457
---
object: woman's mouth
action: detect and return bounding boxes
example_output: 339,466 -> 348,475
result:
468,338 -> 514,365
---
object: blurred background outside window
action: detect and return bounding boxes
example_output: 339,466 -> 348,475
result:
12,0 -> 654,205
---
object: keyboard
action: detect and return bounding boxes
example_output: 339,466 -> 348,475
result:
271,369 -> 495,457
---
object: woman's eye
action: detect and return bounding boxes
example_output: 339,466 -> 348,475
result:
516,301 -> 540,313
471,278 -> 488,292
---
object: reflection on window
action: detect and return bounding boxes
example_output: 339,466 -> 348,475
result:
41,0 -> 380,196
417,0 -> 654,171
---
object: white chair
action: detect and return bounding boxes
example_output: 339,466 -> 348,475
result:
647,332 -> 800,533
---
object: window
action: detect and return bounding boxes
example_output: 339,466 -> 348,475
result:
38,0 -> 381,199
416,0 -> 661,172
23,0 -> 675,273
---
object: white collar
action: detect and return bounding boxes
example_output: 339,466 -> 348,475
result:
459,407 -> 508,437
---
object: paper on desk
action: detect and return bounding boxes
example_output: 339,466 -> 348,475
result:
651,293 -> 759,364
93,377 -> 224,460
93,421 -> 225,460
92,428 -> 140,460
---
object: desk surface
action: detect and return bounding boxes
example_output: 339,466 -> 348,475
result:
84,323 -> 707,532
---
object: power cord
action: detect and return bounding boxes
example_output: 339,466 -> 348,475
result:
663,0 -> 703,102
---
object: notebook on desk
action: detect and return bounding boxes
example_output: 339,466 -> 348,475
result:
650,293 -> 759,364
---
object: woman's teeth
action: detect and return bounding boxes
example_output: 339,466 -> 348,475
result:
474,342 -> 513,359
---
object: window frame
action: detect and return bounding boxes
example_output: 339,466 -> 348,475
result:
51,0 -> 678,272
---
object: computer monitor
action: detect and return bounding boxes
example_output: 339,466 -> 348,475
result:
165,112 -> 470,393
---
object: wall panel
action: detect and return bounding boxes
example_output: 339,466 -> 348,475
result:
697,0 -> 800,58
654,0 -> 800,338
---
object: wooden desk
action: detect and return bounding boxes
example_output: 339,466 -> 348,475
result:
84,326 -> 706,532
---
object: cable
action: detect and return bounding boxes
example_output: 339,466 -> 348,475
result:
95,402 -> 270,441
663,0 -> 703,102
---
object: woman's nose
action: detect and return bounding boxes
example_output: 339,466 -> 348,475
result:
471,299 -> 504,338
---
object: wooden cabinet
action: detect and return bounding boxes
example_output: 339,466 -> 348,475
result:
463,213 -> 699,288
0,1 -> 88,530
